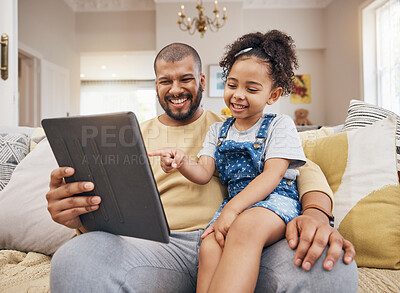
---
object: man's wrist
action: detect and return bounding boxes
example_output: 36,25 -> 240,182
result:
302,205 -> 335,227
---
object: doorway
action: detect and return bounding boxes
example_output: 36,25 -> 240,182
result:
18,50 -> 41,127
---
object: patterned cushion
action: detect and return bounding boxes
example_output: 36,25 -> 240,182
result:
0,133 -> 30,191
302,117 -> 400,269
343,99 -> 400,170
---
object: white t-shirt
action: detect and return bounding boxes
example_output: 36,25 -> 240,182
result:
198,114 -> 306,180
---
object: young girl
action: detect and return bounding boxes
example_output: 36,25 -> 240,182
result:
149,30 -> 306,293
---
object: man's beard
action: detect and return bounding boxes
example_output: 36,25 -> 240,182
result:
158,85 -> 203,121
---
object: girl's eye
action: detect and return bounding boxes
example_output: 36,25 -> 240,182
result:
248,88 -> 258,92
227,83 -> 236,88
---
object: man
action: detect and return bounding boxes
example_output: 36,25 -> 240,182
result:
48,43 -> 358,292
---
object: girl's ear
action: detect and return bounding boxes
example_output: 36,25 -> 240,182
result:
267,87 -> 283,105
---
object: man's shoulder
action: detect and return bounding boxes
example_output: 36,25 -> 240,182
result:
203,110 -> 228,125
139,116 -> 158,130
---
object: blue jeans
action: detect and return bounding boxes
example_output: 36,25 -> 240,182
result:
50,231 -> 358,292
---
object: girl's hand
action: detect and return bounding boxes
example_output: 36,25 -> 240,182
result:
148,148 -> 187,173
201,225 -> 215,239
212,208 -> 240,248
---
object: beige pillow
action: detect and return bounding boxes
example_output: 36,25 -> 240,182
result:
0,138 -> 76,255
302,117 -> 400,269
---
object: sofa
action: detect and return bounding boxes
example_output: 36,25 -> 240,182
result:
0,99 -> 399,292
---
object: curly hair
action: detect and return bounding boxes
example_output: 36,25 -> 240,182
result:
219,30 -> 298,96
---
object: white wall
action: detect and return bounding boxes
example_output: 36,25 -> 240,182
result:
324,0 -> 367,125
242,8 -> 326,125
76,11 -> 156,52
18,0 -> 80,116
155,4 -> 329,124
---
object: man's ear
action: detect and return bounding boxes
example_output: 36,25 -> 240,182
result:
267,87 -> 283,105
200,73 -> 206,91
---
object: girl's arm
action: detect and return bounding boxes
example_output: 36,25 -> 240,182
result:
148,149 -> 216,185
224,157 -> 289,214
208,158 -> 290,246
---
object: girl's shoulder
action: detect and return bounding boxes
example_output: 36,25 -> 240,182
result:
208,120 -> 226,134
265,113 -> 297,131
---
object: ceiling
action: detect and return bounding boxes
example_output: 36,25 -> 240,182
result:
64,0 -> 335,12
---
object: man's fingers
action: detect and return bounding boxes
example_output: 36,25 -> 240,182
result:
49,167 -> 74,189
50,195 -> 101,212
321,233 -> 344,270
293,226 -> 316,268
300,227 -> 331,271
51,206 -> 98,229
285,219 -> 300,249
57,181 -> 94,199
342,239 -> 355,264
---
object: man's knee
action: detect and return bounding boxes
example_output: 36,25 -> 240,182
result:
51,232 -> 121,286
255,239 -> 358,293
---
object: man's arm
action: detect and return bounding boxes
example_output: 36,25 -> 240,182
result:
286,159 -> 356,271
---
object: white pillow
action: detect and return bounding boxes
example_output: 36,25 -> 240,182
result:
0,138 -> 76,255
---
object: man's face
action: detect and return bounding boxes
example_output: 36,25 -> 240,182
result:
155,56 -> 205,121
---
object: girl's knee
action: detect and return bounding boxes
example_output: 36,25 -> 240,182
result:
199,234 -> 222,256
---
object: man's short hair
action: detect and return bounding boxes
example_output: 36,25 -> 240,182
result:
154,43 -> 202,75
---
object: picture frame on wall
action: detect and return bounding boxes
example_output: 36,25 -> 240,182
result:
208,65 -> 225,97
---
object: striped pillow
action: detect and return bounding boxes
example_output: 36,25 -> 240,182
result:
343,99 -> 400,171
0,133 -> 30,190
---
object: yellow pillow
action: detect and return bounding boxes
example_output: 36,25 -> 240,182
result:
302,117 -> 400,269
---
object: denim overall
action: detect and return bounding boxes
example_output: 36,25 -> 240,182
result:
208,114 -> 302,226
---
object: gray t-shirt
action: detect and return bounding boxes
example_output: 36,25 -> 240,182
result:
198,114 -> 306,180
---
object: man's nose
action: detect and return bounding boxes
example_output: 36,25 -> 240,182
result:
169,81 -> 183,96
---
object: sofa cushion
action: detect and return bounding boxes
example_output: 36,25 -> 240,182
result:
0,138 -> 76,255
302,117 -> 400,269
0,133 -> 30,191
344,99 -> 400,171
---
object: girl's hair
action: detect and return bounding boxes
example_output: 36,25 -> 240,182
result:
219,30 -> 298,96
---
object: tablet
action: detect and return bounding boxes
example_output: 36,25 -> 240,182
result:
42,112 -> 170,243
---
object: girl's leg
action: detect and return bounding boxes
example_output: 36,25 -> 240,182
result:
208,207 -> 286,293
196,233 -> 223,293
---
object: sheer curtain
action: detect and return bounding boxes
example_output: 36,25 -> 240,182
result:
376,0 -> 400,113
80,80 -> 157,123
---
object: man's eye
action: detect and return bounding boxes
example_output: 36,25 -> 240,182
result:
159,81 -> 170,85
181,78 -> 194,83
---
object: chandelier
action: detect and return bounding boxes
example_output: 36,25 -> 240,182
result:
177,0 -> 227,37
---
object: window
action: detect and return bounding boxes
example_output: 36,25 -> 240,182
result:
80,80 -> 157,123
362,0 -> 400,113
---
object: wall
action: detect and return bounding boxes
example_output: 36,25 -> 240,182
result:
242,8 -> 326,125
324,0 -> 367,125
76,11 -> 156,52
155,4 -> 328,124
18,0 -> 80,115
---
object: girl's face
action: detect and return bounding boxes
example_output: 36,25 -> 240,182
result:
224,56 -> 282,126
